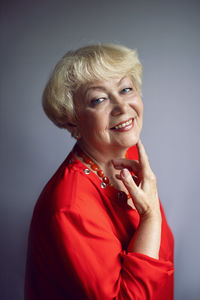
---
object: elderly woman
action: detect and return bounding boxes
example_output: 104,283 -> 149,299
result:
25,44 -> 174,300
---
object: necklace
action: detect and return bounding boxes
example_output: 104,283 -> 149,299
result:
75,144 -> 131,200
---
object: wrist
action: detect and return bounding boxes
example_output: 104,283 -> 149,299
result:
140,209 -> 162,223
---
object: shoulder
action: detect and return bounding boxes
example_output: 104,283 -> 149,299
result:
34,152 -> 102,216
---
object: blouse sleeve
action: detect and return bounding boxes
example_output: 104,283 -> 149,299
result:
51,208 -> 174,300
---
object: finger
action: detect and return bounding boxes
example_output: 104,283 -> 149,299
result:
112,159 -> 140,174
120,168 -> 139,199
115,173 -> 140,186
137,140 -> 152,174
115,174 -> 122,180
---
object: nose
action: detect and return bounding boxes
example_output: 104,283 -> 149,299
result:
111,94 -> 128,116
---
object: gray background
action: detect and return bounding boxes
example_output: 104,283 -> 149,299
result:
1,0 -> 200,299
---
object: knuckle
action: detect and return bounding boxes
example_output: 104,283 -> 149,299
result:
125,175 -> 134,185
151,172 -> 156,181
146,171 -> 156,182
131,189 -> 141,201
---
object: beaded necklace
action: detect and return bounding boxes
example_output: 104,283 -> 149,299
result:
75,144 -> 131,199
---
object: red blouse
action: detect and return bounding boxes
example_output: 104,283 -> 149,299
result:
25,145 -> 174,300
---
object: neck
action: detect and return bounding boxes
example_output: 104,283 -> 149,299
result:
76,140 -> 127,171
75,140 -> 133,203
75,140 -> 130,194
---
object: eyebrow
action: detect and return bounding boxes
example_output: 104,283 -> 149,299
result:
85,76 -> 129,93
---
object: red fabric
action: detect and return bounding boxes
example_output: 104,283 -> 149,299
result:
25,145 -> 174,300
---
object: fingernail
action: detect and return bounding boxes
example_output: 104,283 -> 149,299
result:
122,168 -> 129,177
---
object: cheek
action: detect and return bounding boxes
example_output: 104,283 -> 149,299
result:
79,110 -> 106,133
134,98 -> 143,117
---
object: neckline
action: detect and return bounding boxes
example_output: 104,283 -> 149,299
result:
70,145 -> 136,208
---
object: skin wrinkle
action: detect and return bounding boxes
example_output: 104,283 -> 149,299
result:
73,76 -> 143,156
71,75 -> 143,195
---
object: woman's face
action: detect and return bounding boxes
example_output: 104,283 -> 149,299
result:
73,76 -> 143,154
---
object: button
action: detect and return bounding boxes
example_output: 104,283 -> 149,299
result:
101,182 -> 107,189
84,168 -> 90,174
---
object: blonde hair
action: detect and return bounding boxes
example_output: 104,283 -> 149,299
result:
42,43 -> 143,129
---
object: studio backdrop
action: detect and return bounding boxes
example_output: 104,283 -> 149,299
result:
1,0 -> 200,299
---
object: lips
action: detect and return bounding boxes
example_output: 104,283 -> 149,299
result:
111,118 -> 134,130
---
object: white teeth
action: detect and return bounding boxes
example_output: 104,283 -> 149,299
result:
114,119 -> 132,129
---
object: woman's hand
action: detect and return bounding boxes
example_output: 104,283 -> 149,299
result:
112,140 -> 161,220
113,140 -> 162,258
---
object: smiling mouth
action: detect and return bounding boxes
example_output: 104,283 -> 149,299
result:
111,118 -> 134,130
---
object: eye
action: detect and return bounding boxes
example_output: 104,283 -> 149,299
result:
121,87 -> 132,94
91,97 -> 106,106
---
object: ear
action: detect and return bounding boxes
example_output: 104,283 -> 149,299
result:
66,122 -> 81,140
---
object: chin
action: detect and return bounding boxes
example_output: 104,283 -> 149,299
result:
131,135 -> 140,146
119,133 -> 141,149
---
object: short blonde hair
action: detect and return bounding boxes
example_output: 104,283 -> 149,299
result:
42,43 -> 143,129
